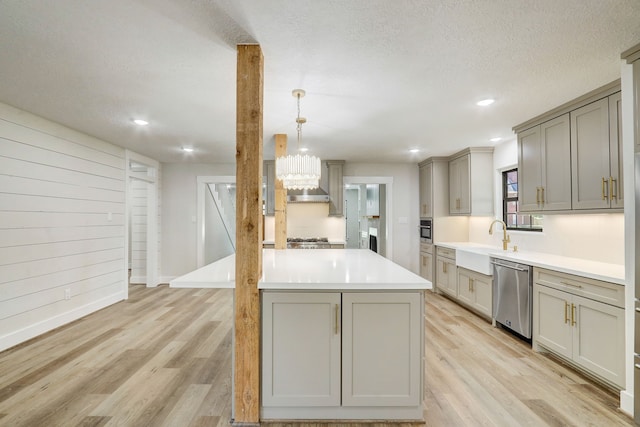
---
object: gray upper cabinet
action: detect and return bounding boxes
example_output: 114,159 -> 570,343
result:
326,160 -> 345,216
418,161 -> 432,218
418,157 -> 449,219
518,114 -> 572,212
448,148 -> 493,216
264,160 -> 275,216
570,94 -> 623,210
514,80 -> 622,214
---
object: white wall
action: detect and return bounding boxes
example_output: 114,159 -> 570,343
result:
160,162 -> 235,280
0,102 -> 127,352
469,138 -> 625,265
344,162 -> 419,272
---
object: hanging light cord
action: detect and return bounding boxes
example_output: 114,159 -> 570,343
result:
295,92 -> 305,152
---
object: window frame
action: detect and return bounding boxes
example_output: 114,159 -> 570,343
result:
502,168 -> 542,232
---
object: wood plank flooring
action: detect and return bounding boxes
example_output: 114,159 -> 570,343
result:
0,286 -> 633,426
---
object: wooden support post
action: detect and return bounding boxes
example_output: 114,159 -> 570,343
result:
234,44 -> 263,425
274,134 -> 287,249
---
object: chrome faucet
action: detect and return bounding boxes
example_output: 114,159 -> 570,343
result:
489,219 -> 510,251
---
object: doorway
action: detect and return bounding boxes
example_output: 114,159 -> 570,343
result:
343,177 -> 393,259
125,151 -> 159,290
196,176 -> 236,268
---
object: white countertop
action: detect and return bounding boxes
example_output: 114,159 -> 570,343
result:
169,254 -> 236,288
170,249 -> 432,290
436,242 -> 625,285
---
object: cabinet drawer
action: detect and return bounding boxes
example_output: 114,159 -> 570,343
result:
534,268 -> 624,308
436,246 -> 455,260
420,243 -> 433,254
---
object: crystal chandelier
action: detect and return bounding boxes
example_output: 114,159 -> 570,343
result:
275,89 -> 321,190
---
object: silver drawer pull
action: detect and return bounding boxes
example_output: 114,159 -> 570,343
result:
560,281 -> 583,289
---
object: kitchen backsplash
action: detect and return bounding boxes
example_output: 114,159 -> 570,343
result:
468,214 -> 624,265
263,203 -> 346,241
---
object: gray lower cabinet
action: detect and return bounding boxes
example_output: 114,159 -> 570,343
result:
532,268 -> 625,388
435,247 -> 456,297
261,290 -> 423,420
456,267 -> 492,318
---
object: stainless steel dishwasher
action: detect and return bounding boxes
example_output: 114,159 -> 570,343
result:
491,258 -> 533,339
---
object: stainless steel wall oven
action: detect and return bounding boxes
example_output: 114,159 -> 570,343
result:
419,219 -> 432,244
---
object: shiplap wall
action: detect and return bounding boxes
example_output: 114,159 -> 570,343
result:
129,178 -> 147,284
0,103 -> 127,352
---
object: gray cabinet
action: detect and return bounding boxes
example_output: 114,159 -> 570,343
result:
419,243 -> 433,282
262,292 -> 341,407
448,148 -> 493,216
532,268 -> 625,388
326,160 -> 345,216
570,93 -> 623,210
456,267 -> 492,318
419,161 -> 432,218
262,290 -> 424,419
264,160 -> 275,216
418,157 -> 449,220
517,114 -> 572,212
514,80 -> 623,214
435,246 -> 456,297
341,292 -> 422,407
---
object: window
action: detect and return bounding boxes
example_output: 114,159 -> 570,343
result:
503,168 -> 542,231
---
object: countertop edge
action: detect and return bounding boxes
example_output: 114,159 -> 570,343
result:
436,242 -> 625,285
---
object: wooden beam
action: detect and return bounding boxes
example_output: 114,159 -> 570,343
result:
234,44 -> 263,425
274,134 -> 287,249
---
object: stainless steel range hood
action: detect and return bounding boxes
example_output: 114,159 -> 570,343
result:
287,187 -> 330,203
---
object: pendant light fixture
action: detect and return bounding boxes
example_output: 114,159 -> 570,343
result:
275,89 -> 321,190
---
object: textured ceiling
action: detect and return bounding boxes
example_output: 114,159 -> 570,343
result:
0,0 -> 639,164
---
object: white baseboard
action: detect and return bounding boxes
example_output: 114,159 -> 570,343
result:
620,389 -> 633,417
160,276 -> 176,284
0,291 -> 126,353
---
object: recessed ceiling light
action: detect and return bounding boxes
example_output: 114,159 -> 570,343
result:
182,147 -> 194,153
133,119 -> 149,126
409,149 -> 420,153
476,99 -> 495,107
490,137 -> 502,143
299,147 -> 309,152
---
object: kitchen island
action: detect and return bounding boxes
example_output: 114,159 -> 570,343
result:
171,249 -> 432,421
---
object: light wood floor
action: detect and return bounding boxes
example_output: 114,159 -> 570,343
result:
0,285 -> 633,426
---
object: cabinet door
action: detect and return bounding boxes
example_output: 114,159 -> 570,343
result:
609,92 -> 623,209
518,126 -> 542,212
342,292 -> 422,407
457,154 -> 471,214
457,268 -> 473,306
419,163 -> 432,218
365,184 -> 380,216
262,292 -> 341,407
572,295 -> 625,388
570,99 -> 611,210
448,155 -> 470,215
540,114 -> 571,211
436,257 -> 456,297
420,251 -> 433,282
472,273 -> 493,318
533,284 -> 572,359
449,157 -> 460,214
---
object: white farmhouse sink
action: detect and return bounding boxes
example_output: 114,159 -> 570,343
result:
456,246 -> 504,275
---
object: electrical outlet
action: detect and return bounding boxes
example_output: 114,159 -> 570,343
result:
64,288 -> 71,300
